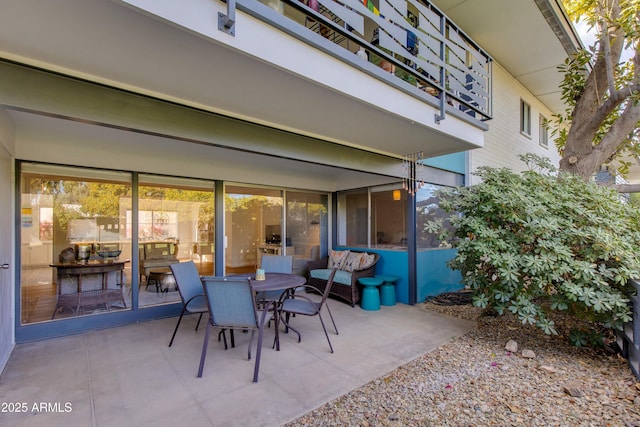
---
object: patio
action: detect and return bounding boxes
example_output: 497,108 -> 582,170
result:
0,298 -> 474,427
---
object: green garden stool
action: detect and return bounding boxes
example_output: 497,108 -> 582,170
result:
376,275 -> 398,306
358,277 -> 383,311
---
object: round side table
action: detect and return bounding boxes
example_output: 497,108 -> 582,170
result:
358,277 -> 383,311
376,275 -> 398,306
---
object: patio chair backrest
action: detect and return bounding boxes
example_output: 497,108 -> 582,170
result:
260,255 -> 293,274
170,261 -> 204,306
201,277 -> 259,330
319,268 -> 338,308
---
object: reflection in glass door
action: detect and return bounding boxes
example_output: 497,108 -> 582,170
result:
224,186 -> 283,274
20,163 -> 132,324
137,175 -> 215,307
286,192 -> 328,276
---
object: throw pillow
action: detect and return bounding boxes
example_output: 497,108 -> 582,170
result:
361,253 -> 376,269
328,250 -> 349,269
342,252 -> 365,272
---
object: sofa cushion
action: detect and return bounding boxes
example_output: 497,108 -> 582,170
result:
328,250 -> 349,269
342,252 -> 365,272
310,268 -> 353,286
361,253 -> 376,269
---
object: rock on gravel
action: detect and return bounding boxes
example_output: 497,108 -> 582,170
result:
286,302 -> 640,427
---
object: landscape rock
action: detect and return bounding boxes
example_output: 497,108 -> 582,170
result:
505,340 -> 518,352
287,302 -> 640,427
563,381 -> 584,397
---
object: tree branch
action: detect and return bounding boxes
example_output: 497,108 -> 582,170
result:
589,81 -> 640,127
612,183 -> 640,193
593,97 -> 640,163
565,24 -> 627,148
597,0 -> 618,95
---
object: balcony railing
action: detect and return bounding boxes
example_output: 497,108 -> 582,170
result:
232,0 -> 492,122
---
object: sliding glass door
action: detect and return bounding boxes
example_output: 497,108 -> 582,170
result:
20,163 -> 132,323
286,191 -> 327,275
224,186 -> 328,275
137,175 -> 215,307
224,186 -> 283,274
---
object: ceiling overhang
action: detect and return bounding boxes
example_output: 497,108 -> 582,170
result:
0,0 -> 580,167
0,0 -> 488,161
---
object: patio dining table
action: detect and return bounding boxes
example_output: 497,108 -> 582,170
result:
228,272 -> 306,349
228,272 -> 305,296
249,272 -> 305,293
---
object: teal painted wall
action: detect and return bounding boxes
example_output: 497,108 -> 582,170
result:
417,248 -> 463,303
367,249 -> 409,304
338,247 -> 409,303
423,152 -> 466,175
338,247 -> 462,305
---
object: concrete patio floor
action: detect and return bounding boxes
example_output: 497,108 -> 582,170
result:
0,298 -> 474,427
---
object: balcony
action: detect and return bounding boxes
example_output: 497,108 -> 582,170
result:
241,0 -> 493,122
114,0 -> 491,157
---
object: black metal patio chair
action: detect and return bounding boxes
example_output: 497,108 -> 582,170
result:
278,267 -> 338,353
198,277 -> 278,382
169,261 -> 230,349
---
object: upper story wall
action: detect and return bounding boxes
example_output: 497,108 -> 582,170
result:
468,61 -> 562,185
117,0 -> 490,158
0,0 -> 488,163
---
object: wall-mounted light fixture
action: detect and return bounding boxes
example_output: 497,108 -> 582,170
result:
393,189 -> 401,201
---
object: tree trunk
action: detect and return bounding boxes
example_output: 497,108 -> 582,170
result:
557,0 -> 638,182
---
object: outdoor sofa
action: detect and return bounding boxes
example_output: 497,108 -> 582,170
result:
307,249 -> 379,306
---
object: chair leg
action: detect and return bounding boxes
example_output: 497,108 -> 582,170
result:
195,312 -> 204,331
324,303 -> 338,335
252,328 -> 264,383
253,304 -> 274,383
267,302 -> 280,350
218,329 -> 228,350
247,330 -> 256,360
168,307 -> 187,347
197,322 -> 212,377
272,304 -> 280,351
279,312 -> 301,343
318,313 -> 334,353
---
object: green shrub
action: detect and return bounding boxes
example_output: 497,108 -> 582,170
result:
428,154 -> 639,336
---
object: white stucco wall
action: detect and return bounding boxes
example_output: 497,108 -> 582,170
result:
468,62 -> 562,185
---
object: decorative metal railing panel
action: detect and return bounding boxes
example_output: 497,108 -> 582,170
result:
236,0 -> 492,122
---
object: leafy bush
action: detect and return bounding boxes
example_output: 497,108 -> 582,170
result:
427,154 -> 640,336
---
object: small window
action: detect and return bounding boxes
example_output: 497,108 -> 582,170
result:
520,100 -> 531,136
539,115 -> 549,148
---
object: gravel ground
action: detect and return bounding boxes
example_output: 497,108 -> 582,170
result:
286,294 -> 640,427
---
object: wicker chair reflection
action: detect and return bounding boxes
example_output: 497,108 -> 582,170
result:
198,277 -> 278,383
256,255 -> 294,307
279,268 -> 338,353
169,261 -> 229,349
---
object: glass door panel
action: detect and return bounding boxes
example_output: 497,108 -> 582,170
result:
137,175 -> 214,307
371,186 -> 407,250
337,189 -> 369,247
225,186 -> 282,274
20,163 -> 132,324
286,191 -> 328,276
